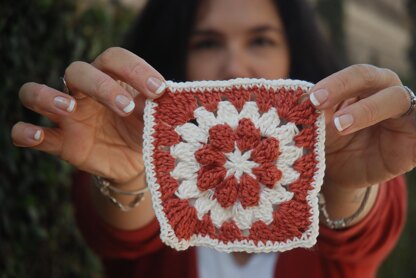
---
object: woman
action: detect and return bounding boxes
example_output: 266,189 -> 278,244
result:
11,0 -> 413,277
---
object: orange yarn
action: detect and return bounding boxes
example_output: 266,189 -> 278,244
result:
152,84 -> 319,244
236,118 -> 261,152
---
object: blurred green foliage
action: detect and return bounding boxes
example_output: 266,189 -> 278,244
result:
0,0 -> 134,276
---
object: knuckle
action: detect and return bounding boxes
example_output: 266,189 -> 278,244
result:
95,76 -> 114,99
360,98 -> 379,123
32,84 -> 48,109
97,47 -> 124,67
36,84 -> 48,98
332,73 -> 349,94
352,64 -> 378,88
396,85 -> 411,109
19,82 -> 35,98
20,83 -> 47,108
382,68 -> 401,85
65,61 -> 84,79
37,83 -> 49,95
124,60 -> 146,81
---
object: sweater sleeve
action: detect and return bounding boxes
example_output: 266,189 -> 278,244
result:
316,176 -> 407,275
72,171 -> 164,260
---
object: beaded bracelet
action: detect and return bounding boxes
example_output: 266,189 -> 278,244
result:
318,186 -> 371,229
92,175 -> 148,212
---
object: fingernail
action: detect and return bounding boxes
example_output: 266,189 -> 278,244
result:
309,89 -> 329,106
147,77 -> 166,95
26,128 -> 42,141
334,114 -> 354,132
115,95 -> 135,113
54,96 -> 76,112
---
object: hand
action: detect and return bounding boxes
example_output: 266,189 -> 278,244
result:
11,47 -> 166,185
310,64 -> 416,189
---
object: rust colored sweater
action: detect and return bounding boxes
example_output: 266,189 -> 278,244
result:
73,174 -> 407,278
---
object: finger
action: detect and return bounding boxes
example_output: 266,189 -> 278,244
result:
116,80 -> 150,113
117,80 -> 141,97
331,85 -> 409,134
310,64 -> 402,109
64,61 -> 137,116
114,80 -> 150,115
19,82 -> 77,122
11,122 -> 63,155
92,47 -> 167,99
11,122 -> 44,147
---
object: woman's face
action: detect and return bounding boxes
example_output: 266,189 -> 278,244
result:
186,0 -> 290,81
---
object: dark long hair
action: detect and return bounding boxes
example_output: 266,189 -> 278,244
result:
122,0 -> 342,83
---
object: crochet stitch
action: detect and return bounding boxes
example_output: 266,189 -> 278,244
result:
143,78 -> 325,253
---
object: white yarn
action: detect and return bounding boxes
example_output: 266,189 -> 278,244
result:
172,100 -> 299,230
238,102 -> 260,121
224,147 -> 258,181
143,78 -> 326,253
217,101 -> 240,128
256,108 -> 281,137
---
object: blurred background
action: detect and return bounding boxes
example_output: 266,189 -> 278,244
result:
0,0 -> 415,277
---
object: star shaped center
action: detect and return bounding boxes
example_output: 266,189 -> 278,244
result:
224,145 -> 259,181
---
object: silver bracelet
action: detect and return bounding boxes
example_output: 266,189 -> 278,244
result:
318,186 -> 371,229
92,175 -> 148,212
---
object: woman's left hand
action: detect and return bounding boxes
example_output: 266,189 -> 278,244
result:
310,64 -> 416,189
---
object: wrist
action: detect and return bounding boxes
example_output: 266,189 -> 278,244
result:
90,170 -> 156,230
111,171 -> 147,191
319,184 -> 379,229
92,171 -> 148,212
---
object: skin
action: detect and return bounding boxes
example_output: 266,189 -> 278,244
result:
11,0 -> 416,268
186,0 -> 290,80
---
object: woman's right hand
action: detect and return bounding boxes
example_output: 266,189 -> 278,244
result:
11,47 -> 167,186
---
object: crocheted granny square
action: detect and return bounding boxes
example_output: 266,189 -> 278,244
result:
143,78 -> 325,253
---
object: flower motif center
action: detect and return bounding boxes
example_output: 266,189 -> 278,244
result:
224,144 -> 259,182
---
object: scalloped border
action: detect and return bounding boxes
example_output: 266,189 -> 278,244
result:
143,78 -> 326,253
